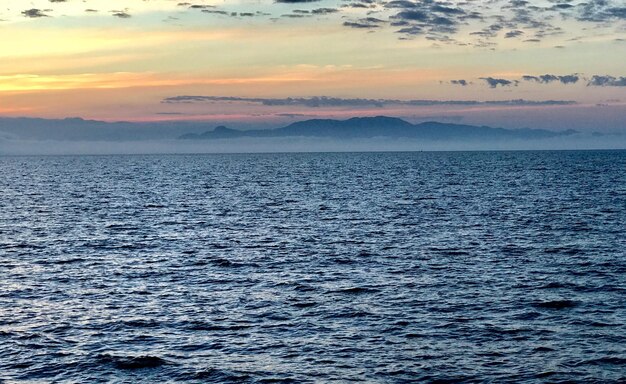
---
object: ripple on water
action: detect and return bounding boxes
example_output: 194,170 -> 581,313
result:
0,151 -> 625,382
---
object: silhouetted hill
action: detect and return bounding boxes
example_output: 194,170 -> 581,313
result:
178,126 -> 242,139
0,115 -> 578,143
180,116 -> 577,140
0,117 -> 212,141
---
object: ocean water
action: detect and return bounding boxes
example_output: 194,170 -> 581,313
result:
0,151 -> 625,383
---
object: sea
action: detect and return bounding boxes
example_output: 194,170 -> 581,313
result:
0,151 -> 625,383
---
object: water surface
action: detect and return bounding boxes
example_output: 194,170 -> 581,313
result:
1,151 -> 625,382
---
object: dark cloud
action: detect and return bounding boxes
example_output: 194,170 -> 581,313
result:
578,2 -> 626,21
501,1 -> 551,30
383,0 -> 475,40
162,95 -> 576,107
607,7 -> 626,19
278,8 -> 333,18
384,0 -> 417,9
523,74 -> 579,84
431,16 -> 455,26
343,2 -> 374,9
459,11 -> 483,22
471,24 -> 504,38
431,5 -> 465,15
504,30 -> 524,38
587,75 -> 626,87
395,25 -> 423,35
361,17 -> 386,23
193,4 -> 272,18
450,80 -> 468,86
464,73 -> 626,87
112,11 -> 131,19
190,5 -> 215,9
552,3 -> 575,10
555,75 -> 579,84
393,10 -> 429,21
343,21 -> 380,28
480,77 -> 519,88
203,10 -> 229,15
281,13 -> 309,18
392,17 -> 459,38
25,0 -> 626,49
312,8 -> 340,14
22,9 -> 50,18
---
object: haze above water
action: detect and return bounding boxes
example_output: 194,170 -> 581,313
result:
1,116 -> 625,155
1,151 -> 624,382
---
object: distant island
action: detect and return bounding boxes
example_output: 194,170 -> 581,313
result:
2,115 -> 625,155
179,116 -> 577,141
0,116 -> 581,143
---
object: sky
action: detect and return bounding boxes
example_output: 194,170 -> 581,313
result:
0,0 -> 625,131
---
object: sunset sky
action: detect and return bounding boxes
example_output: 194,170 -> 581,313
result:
1,0 -> 624,131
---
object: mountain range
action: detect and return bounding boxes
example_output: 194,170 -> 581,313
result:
179,116 -> 577,141
0,116 -> 578,142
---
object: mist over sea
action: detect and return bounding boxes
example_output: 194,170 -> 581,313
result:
1,151 -> 625,382
1,115 -> 626,155
2,134 -> 626,156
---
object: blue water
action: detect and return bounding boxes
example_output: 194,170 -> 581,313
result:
1,151 -> 625,383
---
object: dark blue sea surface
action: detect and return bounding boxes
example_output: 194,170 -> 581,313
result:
1,151 -> 625,383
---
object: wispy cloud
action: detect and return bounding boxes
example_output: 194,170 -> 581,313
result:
450,79 -> 468,86
480,77 -> 519,88
162,95 -> 576,107
451,74 -> 624,87
587,75 -> 626,87
522,74 -> 580,84
10,0 -> 626,48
